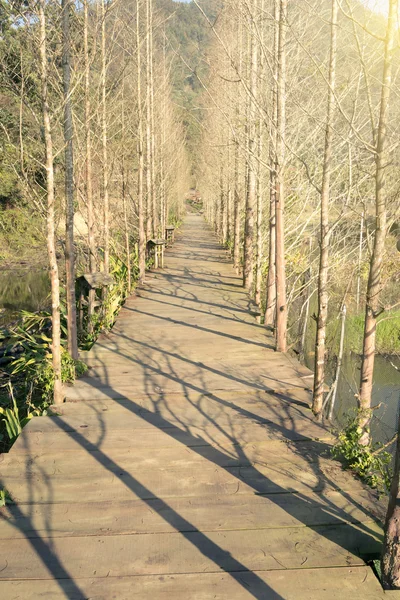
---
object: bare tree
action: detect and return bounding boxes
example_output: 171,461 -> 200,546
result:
275,0 -> 288,352
101,0 -> 110,273
243,2 -> 258,291
137,0 -> 146,281
39,0 -> 63,404
312,0 -> 338,418
358,0 -> 398,442
84,0 -> 97,332
62,0 -> 78,360
145,0 -> 154,238
264,0 -> 279,327
84,0 -> 96,274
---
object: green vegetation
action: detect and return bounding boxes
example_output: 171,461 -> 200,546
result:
160,0 -> 220,172
323,311 -> 400,356
0,386 -> 44,443
0,309 -> 89,451
0,208 -> 46,264
332,410 -> 392,494
0,488 -> 13,507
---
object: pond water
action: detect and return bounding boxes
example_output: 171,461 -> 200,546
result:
0,269 -> 50,327
305,352 -> 400,445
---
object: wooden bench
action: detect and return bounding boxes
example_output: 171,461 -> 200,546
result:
165,226 -> 175,247
146,239 -> 165,269
76,272 -> 114,334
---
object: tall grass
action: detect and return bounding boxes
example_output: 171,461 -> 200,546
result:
0,310 -> 88,452
326,311 -> 400,355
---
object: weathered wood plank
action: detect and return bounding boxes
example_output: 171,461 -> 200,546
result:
64,378 -> 313,401
62,388 -> 314,407
0,490 -> 384,540
9,417 -> 333,456
11,405 -> 323,438
0,567 -> 392,600
2,458 -> 372,504
2,438 -> 329,471
0,524 -> 383,580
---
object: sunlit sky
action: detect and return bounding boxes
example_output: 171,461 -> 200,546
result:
174,0 -> 390,16
362,0 -> 389,15
172,0 -> 391,17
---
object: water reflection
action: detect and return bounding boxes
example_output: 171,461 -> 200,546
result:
306,353 -> 400,444
0,269 -> 50,326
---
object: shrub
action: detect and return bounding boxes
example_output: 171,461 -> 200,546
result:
332,410 -> 392,494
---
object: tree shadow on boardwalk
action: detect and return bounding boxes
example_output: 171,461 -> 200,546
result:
1,406 -> 285,599
82,332 -> 384,548
112,307 -> 275,351
1,360 -> 383,598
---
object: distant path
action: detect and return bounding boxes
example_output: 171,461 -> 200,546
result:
0,215 -> 388,599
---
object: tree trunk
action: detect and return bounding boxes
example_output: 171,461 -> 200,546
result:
233,140 -> 241,272
233,15 -> 243,274
356,210 -> 364,311
84,0 -> 96,333
299,270 -> 312,363
255,119 -> 263,307
84,0 -> 96,273
328,303 -> 346,420
39,0 -> 63,404
220,167 -> 226,243
312,0 -> 338,417
382,408 -> 400,589
137,0 -> 146,282
101,0 -> 110,273
243,6 -> 258,292
264,0 -> 279,327
62,0 -> 78,360
358,0 -> 397,443
275,0 -> 287,352
145,0 -> 153,239
121,75 -> 131,293
149,0 -> 157,236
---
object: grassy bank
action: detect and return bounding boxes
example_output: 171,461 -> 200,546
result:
326,311 -> 400,356
0,208 -> 46,265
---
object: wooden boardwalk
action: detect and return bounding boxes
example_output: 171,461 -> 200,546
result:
0,215 -> 394,599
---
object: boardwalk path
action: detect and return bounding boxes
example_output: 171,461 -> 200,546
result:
0,215 -> 394,598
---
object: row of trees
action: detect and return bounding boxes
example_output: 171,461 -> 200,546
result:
1,0 -> 190,402
197,0 -> 399,436
195,0 -> 399,586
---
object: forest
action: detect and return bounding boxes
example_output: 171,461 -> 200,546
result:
0,0 -> 400,588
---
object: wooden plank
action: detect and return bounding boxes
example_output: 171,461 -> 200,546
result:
62,388 -> 313,407
0,524 -> 383,580
12,404 -> 322,438
0,444 -> 345,482
9,416 -> 333,456
0,490 -> 385,540
64,379 -> 312,401
7,436 -> 326,461
2,458 -> 371,504
82,365 -> 313,384
2,439 -> 329,471
0,567 -> 391,600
